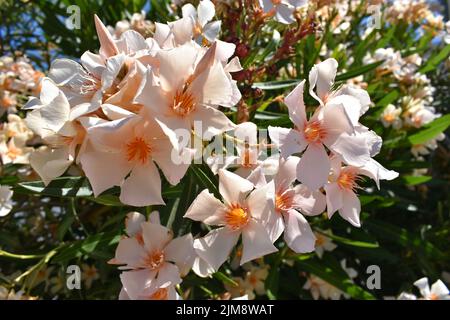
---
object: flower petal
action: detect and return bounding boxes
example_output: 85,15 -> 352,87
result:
184,189 -> 227,225
241,219 -> 278,264
218,169 -> 254,205
283,209 -> 316,253
297,143 -> 330,190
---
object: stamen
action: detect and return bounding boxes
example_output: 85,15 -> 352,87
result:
143,250 -> 165,270
337,168 -> 362,192
126,137 -> 152,164
172,90 -> 196,117
225,205 -> 250,230
303,121 -> 327,143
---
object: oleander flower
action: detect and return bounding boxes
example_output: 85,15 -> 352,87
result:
324,156 -> 398,227
381,104 -> 402,129
269,78 -> 371,190
80,114 -> 190,206
0,185 -> 13,217
136,41 -> 237,146
25,78 -> 86,184
184,169 -> 278,272
259,0 -> 308,25
182,0 -> 221,44
110,212 -> 194,300
264,156 -> 326,253
398,277 -> 450,300
206,122 -> 278,178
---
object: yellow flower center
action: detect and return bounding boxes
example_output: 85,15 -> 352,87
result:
126,137 -> 152,164
225,205 -> 250,230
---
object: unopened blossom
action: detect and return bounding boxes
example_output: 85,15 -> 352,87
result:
381,104 -> 402,129
25,79 -> 86,185
0,185 -> 13,217
269,74 -> 371,190
110,212 -> 194,300
259,0 -> 308,24
80,115 -> 190,206
136,41 -> 238,146
264,156 -> 326,253
325,156 -> 398,227
314,230 -> 337,258
182,0 -> 221,44
184,169 -> 278,273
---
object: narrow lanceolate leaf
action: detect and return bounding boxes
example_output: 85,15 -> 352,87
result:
15,177 -> 93,197
419,44 -> 450,74
252,79 -> 299,90
401,175 -> 432,186
334,61 -> 384,82
52,231 -> 121,263
314,230 -> 379,248
408,114 -> 450,145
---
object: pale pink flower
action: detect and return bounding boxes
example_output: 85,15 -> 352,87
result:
324,156 -> 398,227
80,114 -> 190,206
110,212 -> 194,300
412,277 -> 450,300
182,0 -> 221,44
269,79 -> 371,190
25,79 -> 86,184
0,135 -> 33,165
263,156 -> 326,253
259,0 -> 308,25
184,169 -> 278,272
206,122 -> 278,179
136,41 -> 237,146
49,16 -> 149,118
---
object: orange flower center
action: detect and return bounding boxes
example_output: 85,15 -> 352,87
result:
7,144 -> 22,160
275,192 -> 293,213
315,234 -> 325,246
149,288 -> 168,300
337,168 -> 360,192
172,90 -> 196,117
225,205 -> 250,230
271,0 -> 282,4
304,121 -> 326,143
143,250 -> 165,270
126,137 -> 152,164
383,114 -> 395,123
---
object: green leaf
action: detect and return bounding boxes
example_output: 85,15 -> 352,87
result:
364,220 -> 446,260
252,79 -> 299,90
53,231 -> 121,263
189,165 -> 219,197
408,114 -> 450,145
402,175 -> 432,186
419,44 -> 450,73
213,272 -> 238,287
335,61 -> 384,82
14,177 -> 93,197
315,230 -> 379,248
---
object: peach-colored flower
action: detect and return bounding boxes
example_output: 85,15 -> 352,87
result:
80,114 -> 189,206
184,169 -> 278,273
